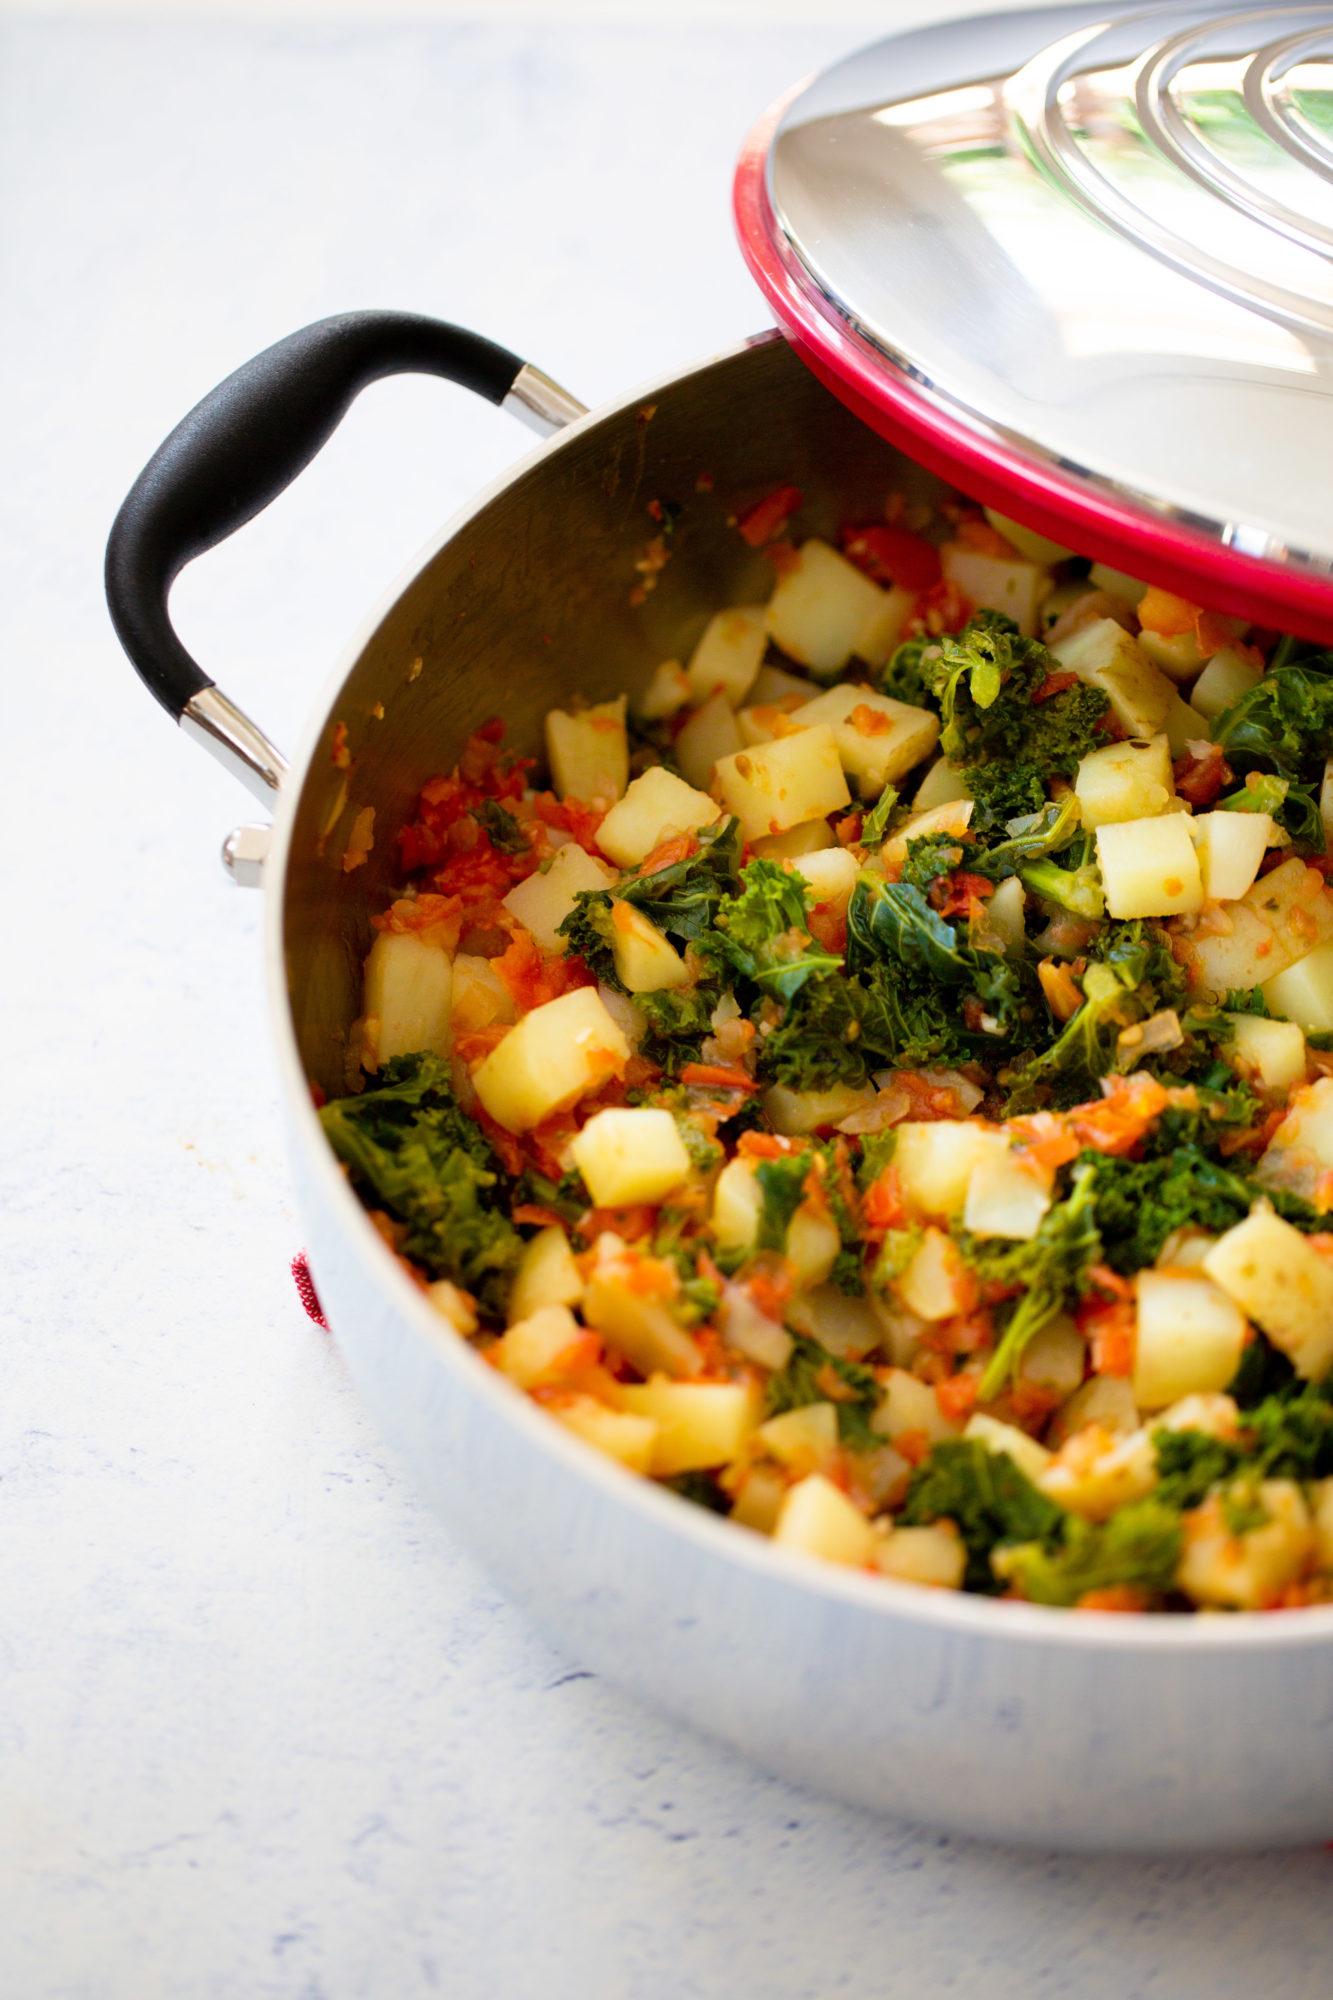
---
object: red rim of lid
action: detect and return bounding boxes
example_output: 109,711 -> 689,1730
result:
734,88 -> 1333,646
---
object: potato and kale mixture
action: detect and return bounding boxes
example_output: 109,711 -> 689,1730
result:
320,489 -> 1333,1613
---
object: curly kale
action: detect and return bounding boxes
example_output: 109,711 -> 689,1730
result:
1153,1387 -> 1333,1511
1212,656 -> 1333,783
997,1502 -> 1183,1607
846,872 -> 1033,1051
928,612 -> 1111,828
319,1054 -> 520,1315
968,1163 -> 1103,1397
877,634 -> 938,708
557,813 -> 743,984
754,1152 -> 810,1253
712,858 -> 841,1004
1003,920 -> 1186,1112
472,797 -> 528,855
901,1439 -> 1066,1592
764,1331 -> 881,1451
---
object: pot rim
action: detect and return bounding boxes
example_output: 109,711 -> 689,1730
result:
263,331 -> 1333,1659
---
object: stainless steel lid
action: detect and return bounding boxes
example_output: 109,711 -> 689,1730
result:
735,2 -> 1333,637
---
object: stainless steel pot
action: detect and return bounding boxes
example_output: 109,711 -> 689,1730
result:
107,315 -> 1333,1852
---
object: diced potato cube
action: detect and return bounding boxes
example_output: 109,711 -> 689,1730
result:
1132,1268 -> 1247,1410
448,953 -> 516,1037
502,843 -> 617,953
712,725 -> 850,842
1074,734 -> 1173,829
1095,814 -> 1203,919
685,604 -> 768,706
786,1285 -> 883,1358
898,1227 -> 973,1321
787,1206 -> 841,1291
772,1473 -> 876,1566
787,684 -> 940,799
878,798 -> 974,877
618,1376 -> 759,1475
711,1157 -> 763,1255
964,1412 -> 1053,1485
582,1274 -> 703,1378
1191,645 -> 1264,720
1263,942 -> 1333,1035
1255,1075 -> 1333,1206
546,696 -> 628,804
1052,618 -> 1175,737
570,1106 -> 692,1208
983,508 -> 1073,566
730,1465 -> 788,1534
962,1149 -> 1052,1241
940,544 -> 1049,638
636,658 -> 690,723
1162,692 -> 1211,759
874,1521 -> 967,1589
1224,1013 -> 1307,1099
894,1120 -> 1008,1216
1186,856 -> 1333,996
363,929 -> 453,1066
595,765 -> 721,869
765,539 -> 909,678
751,662 -> 819,705
1018,1314 -> 1086,1400
492,1304 -> 590,1389
1088,561 -> 1148,602
737,700 -> 800,748
1048,1375 -> 1139,1445
674,692 -> 742,792
1203,1207 -> 1333,1379
794,845 -> 859,911
1177,1480 -> 1313,1610
751,816 -> 835,859
758,1401 -> 840,1476
762,1081 -> 878,1136
1139,625 -> 1202,682
425,1280 -> 478,1336
1037,1424 -> 1157,1520
872,1367 -> 962,1446
507,1224 -> 584,1327
608,902 -> 690,994
548,1393 -> 658,1475
473,987 -> 629,1134
1192,810 -> 1272,904
912,756 -> 972,813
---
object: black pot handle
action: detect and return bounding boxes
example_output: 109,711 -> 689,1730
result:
104,310 -> 585,801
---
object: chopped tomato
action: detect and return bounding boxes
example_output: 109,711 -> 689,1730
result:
737,1131 -> 793,1160
747,1261 -> 794,1323
1083,1300 -> 1135,1377
493,927 -> 592,1012
930,871 -> 994,921
738,484 -> 803,547
680,1063 -> 760,1094
511,1203 -> 566,1229
763,540 -> 801,577
1173,742 -> 1231,807
935,1373 -> 979,1423
806,902 -> 847,954
1075,1586 -> 1149,1613
1066,1074 -> 1169,1156
894,1428 -> 931,1466
1137,586 -> 1197,638
839,522 -> 941,593
636,832 -> 697,876
1037,956 -> 1084,1023
863,1166 -> 906,1232
371,892 -> 463,951
1031,670 -> 1080,704
906,578 -> 974,639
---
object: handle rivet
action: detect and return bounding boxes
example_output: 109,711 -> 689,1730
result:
222,824 -> 270,888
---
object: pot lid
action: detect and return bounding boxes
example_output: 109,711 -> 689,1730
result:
735,1 -> 1333,639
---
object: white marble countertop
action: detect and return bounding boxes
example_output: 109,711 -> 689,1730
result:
6,9 -> 1333,1995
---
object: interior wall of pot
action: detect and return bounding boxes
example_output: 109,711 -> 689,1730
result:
283,333 -> 950,1098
